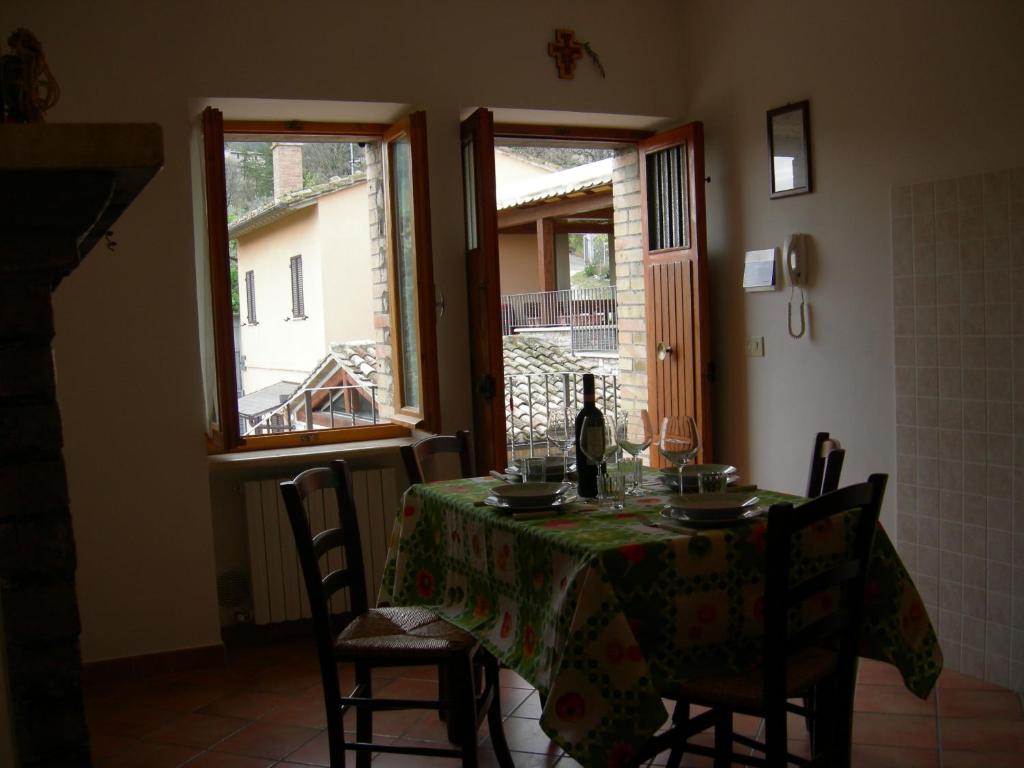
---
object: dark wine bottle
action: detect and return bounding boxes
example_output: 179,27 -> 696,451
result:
574,373 -> 603,498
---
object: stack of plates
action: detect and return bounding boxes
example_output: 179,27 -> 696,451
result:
484,482 -> 576,511
661,493 -> 762,527
659,463 -> 738,492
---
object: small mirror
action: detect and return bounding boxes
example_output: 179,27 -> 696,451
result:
767,100 -> 812,199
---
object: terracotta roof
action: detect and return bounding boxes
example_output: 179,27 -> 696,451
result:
496,158 -> 613,211
503,335 -> 619,447
228,174 -> 366,239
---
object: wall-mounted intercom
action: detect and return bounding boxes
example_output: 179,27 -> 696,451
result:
785,233 -> 807,338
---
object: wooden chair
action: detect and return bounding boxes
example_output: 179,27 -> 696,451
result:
280,459 -> 512,768
401,430 -> 474,485
662,474 -> 888,768
807,431 -> 846,499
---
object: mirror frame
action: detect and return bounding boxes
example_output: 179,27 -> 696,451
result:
767,100 -> 812,199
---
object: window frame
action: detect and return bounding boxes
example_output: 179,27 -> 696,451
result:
201,110 -> 440,452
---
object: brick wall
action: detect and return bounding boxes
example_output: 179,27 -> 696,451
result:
612,147 -> 649,423
365,142 -> 394,418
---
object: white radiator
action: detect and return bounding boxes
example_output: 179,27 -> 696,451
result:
244,467 -> 399,625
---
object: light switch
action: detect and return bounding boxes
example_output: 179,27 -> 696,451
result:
746,336 -> 765,357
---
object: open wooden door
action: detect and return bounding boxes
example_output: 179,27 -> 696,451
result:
461,108 -> 507,472
640,122 -> 712,464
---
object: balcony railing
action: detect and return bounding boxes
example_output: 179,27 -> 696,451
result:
505,371 -> 619,460
501,286 -> 617,354
242,383 -> 379,436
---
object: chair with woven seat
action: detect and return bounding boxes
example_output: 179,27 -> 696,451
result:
401,430 -> 474,485
281,459 -> 512,768
807,431 -> 845,499
662,474 -> 888,768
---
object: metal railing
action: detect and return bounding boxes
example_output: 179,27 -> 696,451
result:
505,371 -> 619,459
242,383 -> 379,436
500,286 -> 618,353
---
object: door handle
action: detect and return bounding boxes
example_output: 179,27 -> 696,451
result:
657,341 -> 673,361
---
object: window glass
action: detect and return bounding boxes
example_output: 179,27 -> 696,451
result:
390,138 -> 420,410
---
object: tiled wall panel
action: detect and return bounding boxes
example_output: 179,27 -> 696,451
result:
892,168 -> 1024,691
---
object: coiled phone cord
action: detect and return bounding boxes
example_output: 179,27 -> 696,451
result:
788,285 -> 806,338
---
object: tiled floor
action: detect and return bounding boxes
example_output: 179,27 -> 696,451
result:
84,639 -> 1024,767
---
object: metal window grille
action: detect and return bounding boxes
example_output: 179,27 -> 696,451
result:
289,255 -> 305,318
245,269 -> 257,324
645,144 -> 690,251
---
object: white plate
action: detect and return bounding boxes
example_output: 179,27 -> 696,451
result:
665,493 -> 760,519
484,492 -> 578,511
491,481 -> 570,503
659,506 -> 764,527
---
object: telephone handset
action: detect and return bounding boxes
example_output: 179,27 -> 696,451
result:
785,234 -> 807,338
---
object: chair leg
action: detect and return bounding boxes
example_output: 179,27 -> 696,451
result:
450,654 -> 479,768
763,707 -> 787,768
483,654 -> 514,768
327,702 -> 346,768
665,699 -> 690,768
354,663 -> 372,768
713,708 -> 732,768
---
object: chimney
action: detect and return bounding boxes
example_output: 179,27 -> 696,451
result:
272,142 -> 304,199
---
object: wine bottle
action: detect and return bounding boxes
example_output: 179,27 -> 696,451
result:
574,373 -> 602,498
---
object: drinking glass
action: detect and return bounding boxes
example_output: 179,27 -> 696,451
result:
658,415 -> 701,494
617,409 -> 652,495
522,457 -> 547,483
546,411 -> 575,483
580,415 -> 617,502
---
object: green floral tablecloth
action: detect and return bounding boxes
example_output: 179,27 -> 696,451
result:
378,477 -> 942,768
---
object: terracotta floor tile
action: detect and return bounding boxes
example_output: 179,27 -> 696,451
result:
850,712 -> 937,748
86,701 -> 180,739
92,738 -> 201,768
937,668 -> 1008,690
501,685 -> 533,716
500,669 -> 535,690
214,721 -> 321,760
144,712 -> 249,749
938,688 -> 1024,719
490,716 -> 561,757
279,730 -> 330,767
512,692 -> 543,719
185,753 -> 276,768
855,684 -> 936,716
849,744 -> 938,767
941,718 -> 1024,752
259,697 -> 328,730
857,658 -> 907,686
942,751 -> 1024,767
201,691 -> 295,721
375,677 -> 442,700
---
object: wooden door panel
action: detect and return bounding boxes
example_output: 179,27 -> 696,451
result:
641,123 -> 711,465
461,108 -> 506,473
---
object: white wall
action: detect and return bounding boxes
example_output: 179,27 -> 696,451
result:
683,0 -> 1024,527
237,207 -> 324,392
0,0 -> 688,661
318,184 -> 374,349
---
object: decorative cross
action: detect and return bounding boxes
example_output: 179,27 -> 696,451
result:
548,28 -> 583,79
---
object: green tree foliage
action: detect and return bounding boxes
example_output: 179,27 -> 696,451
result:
225,142 -> 273,219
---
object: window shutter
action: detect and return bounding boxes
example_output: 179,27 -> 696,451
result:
290,255 -> 304,318
245,270 -> 256,324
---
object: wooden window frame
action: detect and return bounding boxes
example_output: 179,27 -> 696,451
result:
201,111 -> 439,452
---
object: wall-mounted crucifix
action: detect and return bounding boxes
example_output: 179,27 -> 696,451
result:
548,28 -> 583,79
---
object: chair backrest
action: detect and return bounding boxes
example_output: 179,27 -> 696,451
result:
806,431 -> 846,498
401,430 -> 474,485
280,460 -> 369,698
762,474 -> 888,709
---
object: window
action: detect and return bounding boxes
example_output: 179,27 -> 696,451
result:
289,255 -> 305,319
200,108 -> 440,451
244,269 -> 257,324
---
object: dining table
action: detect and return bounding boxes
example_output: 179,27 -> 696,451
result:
378,473 -> 942,768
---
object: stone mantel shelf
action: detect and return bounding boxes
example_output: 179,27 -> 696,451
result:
0,123 -> 164,284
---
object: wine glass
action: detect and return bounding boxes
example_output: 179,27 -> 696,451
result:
618,410 -> 652,495
658,415 -> 700,493
546,411 -> 575,484
580,415 -> 617,502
